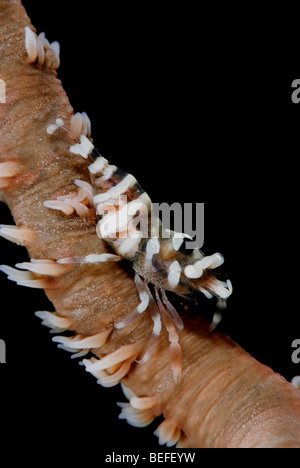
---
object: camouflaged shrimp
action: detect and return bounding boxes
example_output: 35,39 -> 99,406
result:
40,110 -> 232,383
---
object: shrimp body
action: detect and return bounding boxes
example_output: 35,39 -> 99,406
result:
75,155 -> 231,383
89,156 -> 231,298
44,126 -> 232,384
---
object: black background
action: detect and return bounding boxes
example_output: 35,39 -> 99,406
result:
0,0 -> 299,451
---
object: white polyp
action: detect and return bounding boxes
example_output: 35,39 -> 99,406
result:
52,329 -> 111,350
0,225 -> 35,245
44,180 -> 94,218
154,419 -> 180,446
69,135 -> 94,159
16,279 -> 50,289
117,402 -> 155,427
81,359 -> 127,386
57,190 -> 81,202
0,264 -> 33,281
80,357 -> 101,376
88,156 -> 108,174
130,395 -> 157,410
24,26 -> 38,63
168,260 -> 181,288
50,41 -> 60,62
146,236 -> 160,261
36,37 -> 45,65
52,337 -> 78,350
43,200 -> 74,215
44,47 -> 56,69
63,199 -> 88,217
15,259 -> 66,277
0,161 -> 21,178
167,427 -> 182,447
0,262 -> 58,289
38,32 -> 50,50
117,403 -> 155,426
81,112 -> 91,138
291,376 -> 300,389
120,410 -> 155,427
38,33 -> 59,70
83,343 -> 139,373
117,384 -> 157,427
54,339 -> 89,357
34,311 -> 72,332
74,179 -> 93,199
70,113 -> 83,137
62,190 -> 87,205
81,114 -> 88,137
71,112 -> 92,138
97,359 -> 132,387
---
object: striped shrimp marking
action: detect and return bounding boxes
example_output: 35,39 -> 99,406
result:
43,116 -> 233,385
